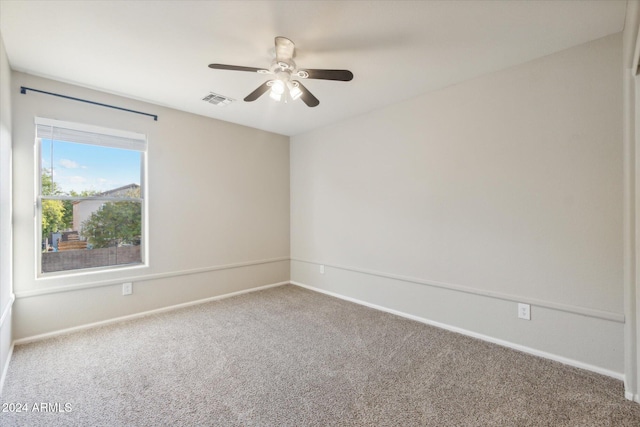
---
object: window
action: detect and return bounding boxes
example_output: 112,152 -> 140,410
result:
35,117 -> 147,275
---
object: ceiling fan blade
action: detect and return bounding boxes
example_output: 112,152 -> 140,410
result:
208,63 -> 267,73
244,81 -> 272,102
300,69 -> 354,81
294,80 -> 320,107
275,36 -> 295,63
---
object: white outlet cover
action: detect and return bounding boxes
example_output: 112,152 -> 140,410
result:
320,265 -> 325,274
122,282 -> 133,296
518,303 -> 531,320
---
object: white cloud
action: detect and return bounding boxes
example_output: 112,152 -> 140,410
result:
58,158 -> 80,169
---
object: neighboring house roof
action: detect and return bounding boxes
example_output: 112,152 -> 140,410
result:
98,183 -> 140,197
71,183 -> 140,204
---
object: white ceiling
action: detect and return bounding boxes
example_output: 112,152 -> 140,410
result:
0,0 -> 628,136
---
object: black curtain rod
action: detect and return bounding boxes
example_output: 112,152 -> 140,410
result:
20,86 -> 158,121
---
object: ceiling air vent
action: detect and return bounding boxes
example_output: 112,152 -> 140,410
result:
202,92 -> 234,107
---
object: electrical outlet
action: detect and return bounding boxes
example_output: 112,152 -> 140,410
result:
320,265 -> 325,274
518,303 -> 530,320
122,282 -> 133,296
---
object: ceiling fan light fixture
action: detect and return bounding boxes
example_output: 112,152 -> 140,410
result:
288,82 -> 302,101
269,90 -> 282,101
270,79 -> 285,95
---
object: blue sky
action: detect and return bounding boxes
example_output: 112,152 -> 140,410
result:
41,139 -> 141,194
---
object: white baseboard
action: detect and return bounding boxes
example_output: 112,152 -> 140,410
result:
0,297 -> 14,397
0,342 -> 14,397
13,281 -> 289,346
290,281 -> 625,383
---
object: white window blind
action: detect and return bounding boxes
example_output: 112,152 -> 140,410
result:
35,117 -> 147,152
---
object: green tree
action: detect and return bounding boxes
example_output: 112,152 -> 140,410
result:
41,199 -> 66,240
81,188 -> 141,248
41,169 -> 62,196
41,170 -> 66,240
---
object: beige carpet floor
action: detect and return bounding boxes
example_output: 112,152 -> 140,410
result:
1,284 -> 640,426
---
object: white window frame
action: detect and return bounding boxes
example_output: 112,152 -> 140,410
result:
34,117 -> 149,278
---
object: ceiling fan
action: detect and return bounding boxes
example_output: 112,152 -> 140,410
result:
208,37 -> 354,107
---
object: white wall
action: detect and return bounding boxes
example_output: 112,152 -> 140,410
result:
11,72 -> 290,339
291,34 -> 624,375
0,32 -> 13,391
